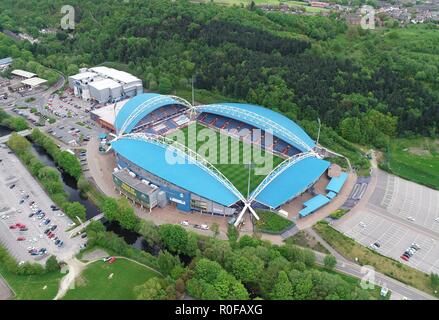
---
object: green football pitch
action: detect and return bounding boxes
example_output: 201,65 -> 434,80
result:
167,123 -> 284,196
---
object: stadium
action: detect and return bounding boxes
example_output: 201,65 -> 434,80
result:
108,93 -> 348,226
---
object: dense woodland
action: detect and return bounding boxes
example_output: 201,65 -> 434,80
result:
0,0 -> 438,149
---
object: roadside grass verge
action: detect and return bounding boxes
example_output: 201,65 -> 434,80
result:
254,210 -> 294,234
313,221 -> 436,296
62,259 -> 160,300
380,137 -> 439,190
285,230 -> 330,254
329,208 -> 350,220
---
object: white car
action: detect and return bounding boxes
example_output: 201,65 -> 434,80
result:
180,220 -> 189,226
407,216 -> 415,222
1,214 -> 9,220
200,224 -> 209,230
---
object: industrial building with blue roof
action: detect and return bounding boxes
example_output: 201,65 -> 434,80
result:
108,93 -> 347,218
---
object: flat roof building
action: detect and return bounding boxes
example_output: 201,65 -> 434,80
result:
90,99 -> 129,132
68,66 -> 143,103
21,77 -> 47,88
0,57 -> 12,70
11,69 -> 36,79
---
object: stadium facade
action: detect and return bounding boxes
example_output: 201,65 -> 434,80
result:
108,93 -> 344,225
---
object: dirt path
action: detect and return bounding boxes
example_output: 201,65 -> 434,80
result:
53,254 -> 162,300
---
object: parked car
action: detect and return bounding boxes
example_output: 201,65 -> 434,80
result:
50,225 -> 57,231
17,237 -> 26,241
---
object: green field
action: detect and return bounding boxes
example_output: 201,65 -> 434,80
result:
169,123 -> 284,196
0,265 -> 62,300
380,138 -> 439,190
63,259 -> 161,300
191,0 -> 329,13
254,209 -> 294,234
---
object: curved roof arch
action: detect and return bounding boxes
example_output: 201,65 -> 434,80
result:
195,103 -> 315,152
111,134 -> 243,207
115,93 -> 191,135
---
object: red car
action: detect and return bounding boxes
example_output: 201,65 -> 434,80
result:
400,255 -> 409,261
108,257 -> 116,264
17,237 -> 25,241
16,223 -> 25,228
48,233 -> 55,239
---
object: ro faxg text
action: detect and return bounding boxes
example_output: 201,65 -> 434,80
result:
175,304 -> 263,317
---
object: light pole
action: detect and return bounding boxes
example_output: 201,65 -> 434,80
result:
317,117 -> 321,146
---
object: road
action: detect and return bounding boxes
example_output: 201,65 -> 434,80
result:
307,228 -> 436,300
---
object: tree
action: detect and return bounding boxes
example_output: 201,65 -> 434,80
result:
211,222 -> 219,238
7,133 -> 30,154
324,254 -> 337,270
134,277 -> 167,300
138,220 -> 161,247
45,255 -> 60,272
227,225 -> 239,245
158,76 -> 173,94
159,224 -> 188,254
270,271 -> 293,300
158,250 -> 181,276
64,201 -> 86,221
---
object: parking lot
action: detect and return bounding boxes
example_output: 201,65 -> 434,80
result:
0,145 -> 85,264
335,170 -> 439,274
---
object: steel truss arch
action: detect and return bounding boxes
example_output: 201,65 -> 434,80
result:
119,95 -> 192,136
248,151 -> 315,204
193,104 -> 314,153
112,132 -> 246,204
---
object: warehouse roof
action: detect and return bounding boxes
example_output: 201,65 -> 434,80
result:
90,66 -> 140,84
21,77 -> 47,87
91,99 -> 129,125
11,69 -> 36,78
89,78 -> 121,90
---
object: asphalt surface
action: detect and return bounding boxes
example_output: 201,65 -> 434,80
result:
0,145 -> 84,264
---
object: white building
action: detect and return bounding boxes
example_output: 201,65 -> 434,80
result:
68,66 -> 143,103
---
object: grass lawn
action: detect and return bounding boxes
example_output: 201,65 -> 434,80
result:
192,0 -> 329,13
169,123 -> 284,196
63,259 -> 161,300
0,265 -> 63,300
285,230 -> 330,254
329,208 -> 350,220
254,210 -> 294,234
380,137 -> 439,190
314,221 -> 436,296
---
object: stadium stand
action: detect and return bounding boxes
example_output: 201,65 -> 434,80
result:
254,157 -> 330,209
326,172 -> 348,194
112,137 -> 240,206
198,112 -> 301,157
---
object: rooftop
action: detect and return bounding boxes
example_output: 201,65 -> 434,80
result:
91,99 -> 129,125
21,77 -> 47,87
90,66 -> 140,84
11,69 -> 36,79
113,168 -> 156,196
89,78 -> 122,90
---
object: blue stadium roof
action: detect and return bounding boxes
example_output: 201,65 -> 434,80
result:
326,172 -> 348,194
115,93 -> 188,134
197,103 -> 316,152
253,157 -> 330,209
111,137 -> 240,207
